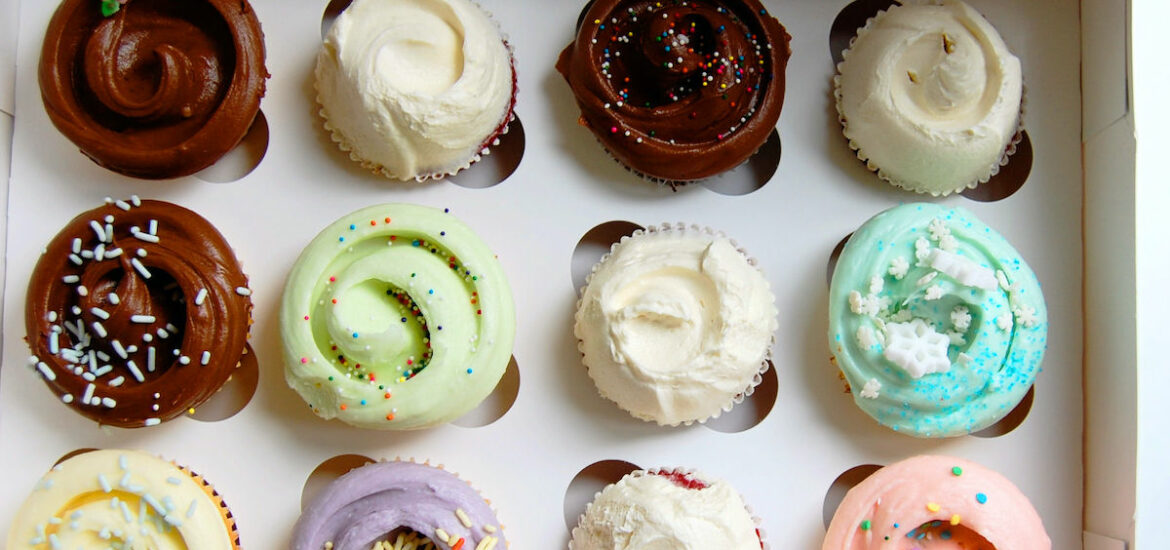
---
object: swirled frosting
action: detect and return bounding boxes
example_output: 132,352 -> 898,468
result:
39,0 -> 267,179
291,461 -> 505,550
575,225 -> 776,425
556,0 -> 790,181
823,455 -> 1051,549
834,0 -> 1023,195
828,204 -> 1046,437
281,204 -> 516,429
7,449 -> 238,550
570,469 -> 759,550
24,198 -> 253,428
315,0 -> 517,181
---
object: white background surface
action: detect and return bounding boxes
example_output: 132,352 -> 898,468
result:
1,0 -> 1092,548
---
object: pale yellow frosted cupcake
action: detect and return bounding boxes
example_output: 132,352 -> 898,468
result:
834,0 -> 1024,195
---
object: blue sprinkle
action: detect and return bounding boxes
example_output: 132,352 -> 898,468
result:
941,531 -> 952,540
412,240 -> 420,247
976,493 -> 987,504
360,399 -> 367,405
401,317 -> 407,323
428,289 -> 434,294
440,231 -> 446,236
466,368 -> 473,374
349,224 -> 356,230
352,333 -> 359,339
338,237 -> 345,242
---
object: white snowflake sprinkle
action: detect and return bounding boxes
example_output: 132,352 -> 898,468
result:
951,306 -> 972,331
928,218 -> 951,241
946,330 -> 967,346
915,237 -> 933,265
869,275 -> 884,295
889,257 -> 910,280
925,284 -> 945,301
1013,305 -> 1039,328
856,326 -> 877,348
883,319 -> 951,378
939,234 -> 958,252
859,378 -> 882,399
995,313 -> 1013,331
848,291 -> 880,316
957,352 -> 973,365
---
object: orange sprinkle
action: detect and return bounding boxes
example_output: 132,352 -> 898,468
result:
370,220 -> 376,226
452,538 -> 465,550
331,299 -> 338,304
340,404 -> 348,411
384,392 -> 391,399
386,413 -> 395,421
385,217 -> 391,223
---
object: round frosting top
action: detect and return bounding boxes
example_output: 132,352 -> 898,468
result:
828,203 -> 1046,437
823,455 -> 1051,549
557,0 -> 790,181
39,0 -> 267,179
315,0 -> 516,181
281,204 -> 515,429
575,225 -> 776,425
24,198 -> 253,428
291,461 -> 505,550
835,0 -> 1023,195
570,469 -> 759,550
7,449 -> 237,550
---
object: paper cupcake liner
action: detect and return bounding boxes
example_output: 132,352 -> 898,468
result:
589,134 -> 778,192
574,223 -> 777,427
316,0 -> 518,183
569,467 -> 768,550
178,462 -> 242,550
832,0 -> 1026,196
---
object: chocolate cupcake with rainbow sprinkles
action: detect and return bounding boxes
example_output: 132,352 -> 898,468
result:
281,204 -> 515,429
557,0 -> 791,182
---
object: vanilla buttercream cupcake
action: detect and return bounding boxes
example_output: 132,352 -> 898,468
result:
834,0 -> 1023,195
315,0 -> 517,181
574,224 -> 777,425
570,468 -> 763,550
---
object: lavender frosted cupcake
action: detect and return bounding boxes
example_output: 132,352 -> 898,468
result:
291,460 -> 505,550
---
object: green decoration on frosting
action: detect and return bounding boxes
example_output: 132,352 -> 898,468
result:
281,204 -> 515,430
100,0 -> 120,17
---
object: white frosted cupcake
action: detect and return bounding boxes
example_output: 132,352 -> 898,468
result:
570,468 -> 764,550
834,0 -> 1024,195
315,0 -> 517,181
574,224 -> 777,426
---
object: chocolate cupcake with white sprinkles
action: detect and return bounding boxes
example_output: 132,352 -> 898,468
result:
23,197 -> 253,428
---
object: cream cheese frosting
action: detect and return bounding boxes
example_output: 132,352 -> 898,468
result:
823,455 -> 1051,549
281,204 -> 515,429
575,225 -> 777,425
570,469 -> 759,550
7,449 -> 235,550
834,0 -> 1023,195
315,0 -> 516,181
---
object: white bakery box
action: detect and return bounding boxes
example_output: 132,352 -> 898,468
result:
0,0 -> 1163,548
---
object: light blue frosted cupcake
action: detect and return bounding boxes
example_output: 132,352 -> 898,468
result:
828,203 -> 1046,437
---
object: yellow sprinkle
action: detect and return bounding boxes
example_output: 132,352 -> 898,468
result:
455,508 -> 473,528
482,525 -> 497,534
324,543 -> 333,550
188,408 -> 196,415
950,514 -> 961,525
476,536 -> 499,550
926,502 -> 941,512
593,19 -> 600,24
435,528 -> 450,543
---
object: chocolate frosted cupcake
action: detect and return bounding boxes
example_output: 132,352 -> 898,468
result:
24,197 -> 253,428
39,0 -> 267,179
557,0 -> 790,182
